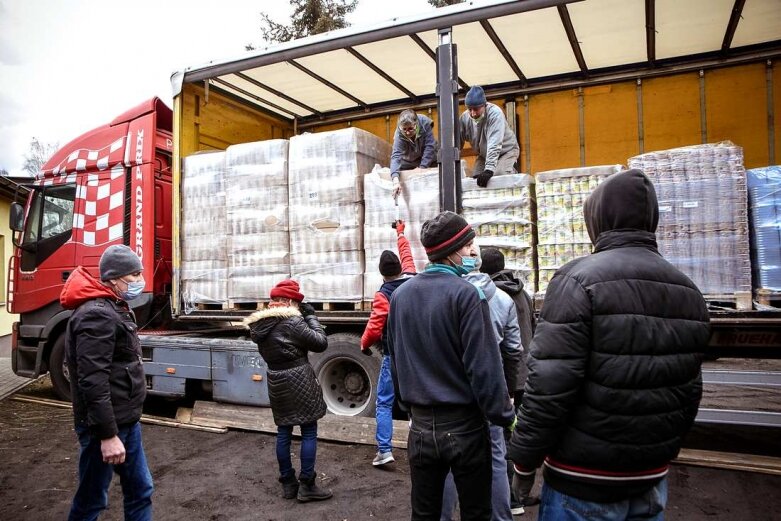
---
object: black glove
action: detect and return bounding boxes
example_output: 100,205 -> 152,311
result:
299,302 -> 316,317
361,346 -> 373,356
476,169 -> 494,188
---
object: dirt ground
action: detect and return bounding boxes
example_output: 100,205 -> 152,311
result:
1,371 -> 780,520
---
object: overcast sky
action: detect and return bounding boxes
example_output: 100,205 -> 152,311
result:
0,0 -> 435,176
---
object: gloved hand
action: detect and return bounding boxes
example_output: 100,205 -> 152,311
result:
299,302 -> 316,317
395,220 -> 405,235
506,414 -> 518,433
392,177 -> 401,200
361,346 -> 373,356
475,169 -> 494,188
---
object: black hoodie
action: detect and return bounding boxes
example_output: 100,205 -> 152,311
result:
507,169 -> 710,503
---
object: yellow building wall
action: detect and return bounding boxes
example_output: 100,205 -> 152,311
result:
0,199 -> 19,336
583,83 -> 639,166
642,73 -> 702,153
706,63 -> 769,169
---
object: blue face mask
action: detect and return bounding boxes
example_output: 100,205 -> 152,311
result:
452,253 -> 477,275
118,279 -> 145,301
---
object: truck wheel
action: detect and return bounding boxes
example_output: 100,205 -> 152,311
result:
310,333 -> 380,417
49,334 -> 72,402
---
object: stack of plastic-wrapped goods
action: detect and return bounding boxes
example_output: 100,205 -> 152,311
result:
288,128 -> 391,302
628,142 -> 750,297
535,165 -> 622,293
181,151 -> 228,311
362,166 -> 439,299
462,173 -> 537,292
225,140 -> 290,303
746,165 -> 781,292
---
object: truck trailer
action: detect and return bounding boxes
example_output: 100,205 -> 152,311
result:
9,0 -> 781,417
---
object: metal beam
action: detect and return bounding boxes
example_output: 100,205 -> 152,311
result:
437,28 -> 462,214
184,0 -> 581,83
696,408 -> 781,428
410,34 -> 470,91
345,47 -> 419,102
645,0 -> 656,64
210,78 -> 299,119
479,19 -> 527,86
722,0 -> 747,52
286,60 -> 368,109
557,4 -> 589,76
233,72 -> 322,117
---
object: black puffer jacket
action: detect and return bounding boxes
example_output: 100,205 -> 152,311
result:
507,169 -> 710,502
245,306 -> 328,427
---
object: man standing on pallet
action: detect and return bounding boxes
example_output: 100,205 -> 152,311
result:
387,211 -> 516,520
361,219 -> 417,467
507,170 -> 710,520
459,85 -> 520,188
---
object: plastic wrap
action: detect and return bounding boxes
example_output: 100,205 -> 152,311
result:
535,165 -> 622,293
181,152 -> 228,307
289,128 -> 390,301
746,166 -> 781,291
462,174 -> 537,292
629,142 -> 750,295
225,140 -> 290,301
363,167 -> 439,298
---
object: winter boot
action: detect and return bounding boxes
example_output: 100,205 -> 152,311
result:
279,473 -> 299,499
297,474 -> 333,502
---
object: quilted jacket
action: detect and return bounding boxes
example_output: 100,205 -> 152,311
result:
245,306 -> 328,426
507,169 -> 710,502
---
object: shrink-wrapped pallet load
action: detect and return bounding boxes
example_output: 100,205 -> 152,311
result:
628,142 -> 751,297
225,140 -> 290,302
288,128 -> 391,301
535,165 -> 622,293
181,151 -> 228,310
462,174 -> 537,292
363,167 -> 439,299
747,166 -> 781,292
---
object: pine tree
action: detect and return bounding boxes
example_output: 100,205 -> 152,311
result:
248,0 -> 358,48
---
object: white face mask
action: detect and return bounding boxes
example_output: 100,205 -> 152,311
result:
116,278 -> 145,300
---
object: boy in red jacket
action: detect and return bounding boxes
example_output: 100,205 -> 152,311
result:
361,220 -> 416,466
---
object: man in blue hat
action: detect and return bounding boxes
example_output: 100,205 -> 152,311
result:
460,85 -> 520,188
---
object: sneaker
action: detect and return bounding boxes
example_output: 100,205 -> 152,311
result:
510,504 -> 525,516
372,450 -> 395,466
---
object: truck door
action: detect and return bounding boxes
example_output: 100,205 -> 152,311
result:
15,183 -> 77,313
153,150 -> 173,295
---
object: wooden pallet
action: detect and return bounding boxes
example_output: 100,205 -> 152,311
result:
704,291 -> 753,311
755,289 -> 781,308
194,301 -> 230,311
217,300 -> 369,312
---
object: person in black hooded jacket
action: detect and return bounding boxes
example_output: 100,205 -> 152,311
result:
244,279 -> 332,503
507,169 -> 710,520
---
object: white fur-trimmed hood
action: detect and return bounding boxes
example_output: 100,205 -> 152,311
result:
243,306 -> 301,328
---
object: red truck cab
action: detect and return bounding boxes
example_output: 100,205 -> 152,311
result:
9,98 -> 173,399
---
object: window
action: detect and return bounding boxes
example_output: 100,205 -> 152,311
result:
20,184 -> 76,271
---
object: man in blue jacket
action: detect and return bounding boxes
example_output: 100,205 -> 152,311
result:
390,109 -> 438,199
387,211 -> 516,520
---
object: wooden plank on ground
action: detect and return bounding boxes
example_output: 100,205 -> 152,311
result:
190,400 -> 409,448
674,448 -> 781,476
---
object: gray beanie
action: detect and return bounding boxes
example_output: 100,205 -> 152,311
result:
465,85 -> 486,107
100,245 -> 143,281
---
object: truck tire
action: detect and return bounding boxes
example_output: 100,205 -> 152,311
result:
48,334 -> 72,402
310,333 -> 380,417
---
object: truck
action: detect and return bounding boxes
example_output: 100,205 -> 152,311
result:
9,0 -> 781,416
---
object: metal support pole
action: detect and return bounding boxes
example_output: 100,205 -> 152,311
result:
436,27 -> 462,214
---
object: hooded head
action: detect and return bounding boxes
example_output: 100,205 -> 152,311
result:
583,169 -> 659,244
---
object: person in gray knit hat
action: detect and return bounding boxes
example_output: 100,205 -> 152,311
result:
59,245 -> 152,519
386,211 -> 516,519
460,85 -> 520,188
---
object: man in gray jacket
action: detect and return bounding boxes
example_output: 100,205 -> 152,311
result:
459,85 -> 520,188
390,109 -> 438,198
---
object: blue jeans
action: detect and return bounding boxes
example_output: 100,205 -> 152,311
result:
69,422 -> 153,521
440,424 -> 512,521
538,478 -> 668,521
277,422 -> 318,480
376,355 -> 394,453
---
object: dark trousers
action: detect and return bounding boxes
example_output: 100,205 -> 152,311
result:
408,405 -> 492,521
277,422 -> 318,480
69,422 -> 153,521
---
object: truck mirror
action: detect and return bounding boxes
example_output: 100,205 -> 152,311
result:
9,202 -> 24,232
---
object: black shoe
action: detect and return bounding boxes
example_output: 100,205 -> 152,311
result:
279,474 -> 299,499
297,475 -> 333,502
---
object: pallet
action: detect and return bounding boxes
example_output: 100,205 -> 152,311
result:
219,300 -> 369,312
755,289 -> 781,308
704,291 -> 753,311
194,301 -> 230,311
